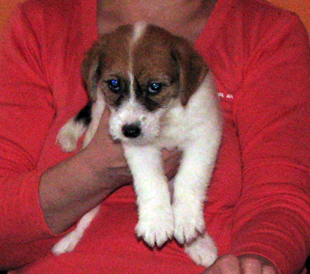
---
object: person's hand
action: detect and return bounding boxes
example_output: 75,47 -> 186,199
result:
202,254 -> 278,274
83,107 -> 181,188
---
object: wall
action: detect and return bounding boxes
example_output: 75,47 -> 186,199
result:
0,0 -> 26,36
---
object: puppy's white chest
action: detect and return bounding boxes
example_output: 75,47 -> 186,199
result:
156,85 -> 212,150
157,106 -> 188,150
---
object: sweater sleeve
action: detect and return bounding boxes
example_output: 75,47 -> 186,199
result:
0,5 -> 59,269
231,13 -> 310,273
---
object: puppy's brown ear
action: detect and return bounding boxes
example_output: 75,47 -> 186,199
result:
81,42 -> 104,102
172,38 -> 209,106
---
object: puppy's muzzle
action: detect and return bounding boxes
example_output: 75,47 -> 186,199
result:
122,123 -> 142,138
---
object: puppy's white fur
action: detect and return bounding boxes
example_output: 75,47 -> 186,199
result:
53,22 -> 221,268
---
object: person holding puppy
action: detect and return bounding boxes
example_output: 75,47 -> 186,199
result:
0,0 -> 310,273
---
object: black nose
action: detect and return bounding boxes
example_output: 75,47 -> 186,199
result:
122,123 -> 141,138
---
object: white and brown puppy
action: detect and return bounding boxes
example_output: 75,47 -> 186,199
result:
53,22 -> 222,267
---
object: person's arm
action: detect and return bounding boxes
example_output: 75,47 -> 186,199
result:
202,9 -> 310,274
40,108 -> 132,234
232,15 -> 310,274
0,4 -> 132,269
207,12 -> 310,273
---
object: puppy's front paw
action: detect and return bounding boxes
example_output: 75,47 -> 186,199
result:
56,119 -> 86,152
173,200 -> 205,244
185,233 -> 217,267
135,206 -> 174,247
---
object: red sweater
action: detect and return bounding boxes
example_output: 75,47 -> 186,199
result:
0,0 -> 310,273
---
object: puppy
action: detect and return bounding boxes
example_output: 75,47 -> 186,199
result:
52,22 -> 222,267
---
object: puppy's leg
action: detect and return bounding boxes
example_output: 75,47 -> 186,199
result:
52,206 -> 100,255
56,102 -> 93,152
53,96 -> 105,255
172,138 -> 219,265
82,94 -> 105,148
173,136 -> 220,245
124,144 -> 174,247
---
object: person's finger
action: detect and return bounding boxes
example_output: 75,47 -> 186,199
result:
263,265 -> 278,274
162,148 -> 181,179
240,257 -> 262,274
203,254 -> 241,274
238,254 -> 278,274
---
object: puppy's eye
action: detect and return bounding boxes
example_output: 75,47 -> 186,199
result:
148,82 -> 163,95
107,79 -> 120,93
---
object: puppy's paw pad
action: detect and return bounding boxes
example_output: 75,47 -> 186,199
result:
135,208 -> 174,247
185,234 -> 217,267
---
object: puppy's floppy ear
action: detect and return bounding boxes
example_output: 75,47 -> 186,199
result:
172,38 -> 209,106
81,42 -> 104,102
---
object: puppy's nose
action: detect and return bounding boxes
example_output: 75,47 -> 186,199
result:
122,123 -> 141,138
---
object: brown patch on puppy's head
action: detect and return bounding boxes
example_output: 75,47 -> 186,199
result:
81,24 -> 133,103
132,24 -> 208,108
81,23 -> 208,109
171,37 -> 209,105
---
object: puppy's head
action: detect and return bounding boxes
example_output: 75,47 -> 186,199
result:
82,22 -> 208,145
